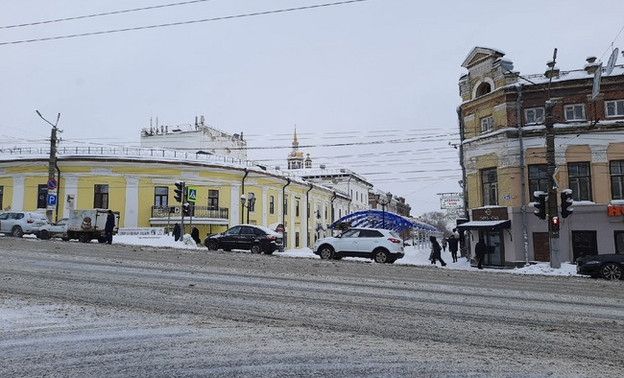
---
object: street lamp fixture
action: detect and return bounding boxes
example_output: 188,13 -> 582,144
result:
240,193 -> 256,224
375,192 -> 393,229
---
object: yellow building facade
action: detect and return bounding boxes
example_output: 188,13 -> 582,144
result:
0,146 -> 349,248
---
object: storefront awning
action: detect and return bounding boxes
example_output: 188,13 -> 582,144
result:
456,220 -> 511,231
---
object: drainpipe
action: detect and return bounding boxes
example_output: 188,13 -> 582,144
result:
516,84 -> 530,266
330,191 -> 337,226
282,178 -> 291,226
457,106 -> 469,221
241,169 -> 249,224
306,183 -> 313,248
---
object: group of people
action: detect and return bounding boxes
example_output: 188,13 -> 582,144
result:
172,223 -> 202,245
428,234 -> 460,266
429,233 -> 487,269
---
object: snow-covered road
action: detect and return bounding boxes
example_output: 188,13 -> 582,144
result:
1,238 -> 622,377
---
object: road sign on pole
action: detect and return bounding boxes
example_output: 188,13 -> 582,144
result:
187,186 -> 198,203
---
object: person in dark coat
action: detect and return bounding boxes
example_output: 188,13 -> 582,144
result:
191,227 -> 201,245
172,223 -> 181,241
429,236 -> 446,266
104,210 -> 115,245
446,234 -> 459,263
475,238 -> 487,269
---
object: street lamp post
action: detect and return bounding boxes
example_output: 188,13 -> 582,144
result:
375,192 -> 393,229
36,110 -> 61,223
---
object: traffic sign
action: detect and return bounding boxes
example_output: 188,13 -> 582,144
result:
47,177 -> 57,190
187,186 -> 198,203
47,193 -> 57,207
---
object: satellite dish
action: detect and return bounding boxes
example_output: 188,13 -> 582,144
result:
605,47 -> 619,76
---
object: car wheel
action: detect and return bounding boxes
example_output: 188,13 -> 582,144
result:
319,246 -> 334,260
206,240 -> 218,251
39,230 -> 50,240
11,226 -> 24,238
373,249 -> 389,263
250,244 -> 262,254
601,263 -> 623,280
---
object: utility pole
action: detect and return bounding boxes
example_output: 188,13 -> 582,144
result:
544,49 -> 561,269
36,110 -> 61,223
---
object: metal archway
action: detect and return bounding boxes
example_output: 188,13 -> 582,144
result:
329,210 -> 439,233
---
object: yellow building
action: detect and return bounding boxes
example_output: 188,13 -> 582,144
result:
0,145 -> 350,248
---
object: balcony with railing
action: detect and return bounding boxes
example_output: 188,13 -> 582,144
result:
150,205 -> 229,225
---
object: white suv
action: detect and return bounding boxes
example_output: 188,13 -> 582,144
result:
313,227 -> 404,264
0,211 -> 50,237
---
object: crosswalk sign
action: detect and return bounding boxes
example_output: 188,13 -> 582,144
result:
186,186 -> 197,203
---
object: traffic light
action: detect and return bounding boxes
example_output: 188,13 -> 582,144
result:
532,191 -> 547,220
550,216 -> 560,232
174,181 -> 185,203
182,202 -> 190,216
560,189 -> 574,218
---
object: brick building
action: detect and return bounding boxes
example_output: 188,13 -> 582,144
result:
457,46 -> 624,267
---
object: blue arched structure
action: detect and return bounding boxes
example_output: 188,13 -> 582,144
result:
329,210 -> 439,233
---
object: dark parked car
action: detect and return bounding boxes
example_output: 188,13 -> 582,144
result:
576,254 -> 624,280
205,224 -> 283,254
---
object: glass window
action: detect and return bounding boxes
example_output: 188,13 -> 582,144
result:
606,100 -> 624,117
248,193 -> 255,212
94,184 -> 109,209
269,195 -> 275,215
208,190 -> 219,210
528,164 -> 549,196
564,104 -> 586,121
295,200 -> 300,217
154,186 -> 168,207
37,184 -> 48,209
525,107 -> 544,124
615,231 -> 624,254
480,116 -> 493,133
610,161 -> 624,200
283,195 -> 288,216
568,162 -> 592,201
481,168 -> 498,206
0,185 -> 3,210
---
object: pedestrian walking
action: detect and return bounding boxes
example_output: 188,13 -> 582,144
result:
429,236 -> 447,266
191,227 -> 201,245
475,238 -> 487,269
442,238 -> 448,252
446,234 -> 459,262
104,210 -> 115,245
172,223 -> 181,241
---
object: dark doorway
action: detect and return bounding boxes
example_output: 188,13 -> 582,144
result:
572,231 -> 597,261
532,232 -> 550,262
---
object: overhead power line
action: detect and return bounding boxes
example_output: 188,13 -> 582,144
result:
0,0 -> 214,30
0,0 -> 371,46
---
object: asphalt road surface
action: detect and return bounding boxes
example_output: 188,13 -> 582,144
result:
1,238 -> 623,377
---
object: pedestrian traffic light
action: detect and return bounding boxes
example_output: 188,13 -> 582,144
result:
550,216 -> 560,232
560,189 -> 574,218
532,191 -> 547,220
182,203 -> 190,216
174,181 -> 185,203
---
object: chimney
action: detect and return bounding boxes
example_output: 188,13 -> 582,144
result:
584,56 -> 601,74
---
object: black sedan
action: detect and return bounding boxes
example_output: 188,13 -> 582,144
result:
576,254 -> 624,280
204,224 -> 283,254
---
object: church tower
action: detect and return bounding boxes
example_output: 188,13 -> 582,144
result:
287,125 -> 305,169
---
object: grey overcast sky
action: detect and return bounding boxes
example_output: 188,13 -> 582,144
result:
1,0 -> 623,216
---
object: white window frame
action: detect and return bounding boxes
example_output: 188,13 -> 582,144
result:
605,100 -> 624,117
480,116 -> 493,133
564,104 -> 586,121
524,107 -> 544,124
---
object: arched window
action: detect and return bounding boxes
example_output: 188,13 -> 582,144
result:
476,82 -> 492,97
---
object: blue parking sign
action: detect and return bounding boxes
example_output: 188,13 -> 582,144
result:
47,194 -> 57,206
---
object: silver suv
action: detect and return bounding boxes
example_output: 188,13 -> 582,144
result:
313,227 -> 404,264
0,211 -> 50,237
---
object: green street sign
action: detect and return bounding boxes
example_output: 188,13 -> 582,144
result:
186,186 -> 198,203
